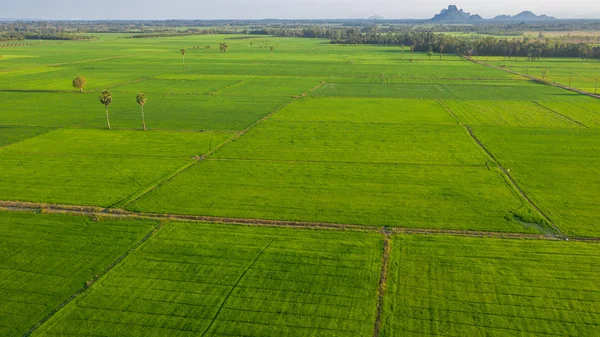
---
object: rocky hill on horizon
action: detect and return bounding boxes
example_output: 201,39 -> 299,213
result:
430,5 -> 556,23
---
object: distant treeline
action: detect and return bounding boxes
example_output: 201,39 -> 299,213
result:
261,27 -> 600,60
0,31 -> 97,41
1,20 -> 599,60
128,28 -> 242,39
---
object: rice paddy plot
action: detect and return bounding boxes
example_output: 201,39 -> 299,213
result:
1,92 -> 108,128
383,235 -> 600,337
536,98 -> 600,128
0,128 -> 233,158
485,57 -> 600,93
0,154 -> 190,206
443,100 -> 583,127
129,159 -> 545,233
312,82 -> 577,100
110,78 -> 240,95
81,94 -> 291,131
33,222 -> 383,337
472,126 -> 600,237
0,211 -> 157,337
0,62 -> 164,92
214,120 -> 488,165
213,77 -> 322,97
0,128 -> 228,206
0,126 -> 52,147
271,98 -> 456,125
177,56 -> 513,79
213,96 -> 488,165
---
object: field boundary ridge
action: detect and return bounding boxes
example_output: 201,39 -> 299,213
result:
1,200 -> 594,241
373,230 -> 391,337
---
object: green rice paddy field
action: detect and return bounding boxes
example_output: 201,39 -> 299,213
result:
478,56 -> 600,94
1,34 -> 599,336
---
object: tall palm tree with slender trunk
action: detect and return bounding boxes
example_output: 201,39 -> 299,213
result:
99,90 -> 112,129
136,93 -> 148,130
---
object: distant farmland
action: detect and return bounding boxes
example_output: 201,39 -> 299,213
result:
1,33 -> 599,336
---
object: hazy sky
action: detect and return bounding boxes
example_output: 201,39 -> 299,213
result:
1,0 -> 598,20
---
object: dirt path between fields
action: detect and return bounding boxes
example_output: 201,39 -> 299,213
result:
3,200 -> 596,241
437,100 -> 564,237
22,220 -> 164,337
373,230 -> 391,337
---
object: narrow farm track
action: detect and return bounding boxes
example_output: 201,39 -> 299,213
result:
373,231 -> 391,337
22,220 -> 165,337
437,100 -> 564,237
2,201 -> 595,241
466,57 -> 600,100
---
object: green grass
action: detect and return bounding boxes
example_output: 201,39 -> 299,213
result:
82,94 -> 290,131
270,97 -> 456,124
0,211 -> 157,337
1,32 -> 600,337
33,221 -> 383,337
443,100 -> 583,127
0,128 -> 233,158
213,77 -> 321,97
536,98 -> 600,128
480,56 -> 600,93
471,126 -> 600,237
0,128 -> 229,206
214,98 -> 484,165
383,235 -> 600,337
110,78 -> 240,95
1,34 -> 598,237
312,81 -> 576,100
0,126 -> 52,147
130,95 -> 547,233
1,91 -> 289,131
129,159 -> 543,233
1,92 -> 108,128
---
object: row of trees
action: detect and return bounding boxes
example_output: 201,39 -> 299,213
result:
0,31 -> 97,41
262,27 -> 600,60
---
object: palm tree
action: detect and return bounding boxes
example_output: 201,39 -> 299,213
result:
180,49 -> 186,70
98,90 -> 112,129
136,93 -> 147,130
72,75 -> 87,93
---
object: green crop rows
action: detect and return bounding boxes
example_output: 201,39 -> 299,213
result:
1,33 -> 600,336
33,219 -> 383,337
383,235 -> 600,337
0,212 -> 157,336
